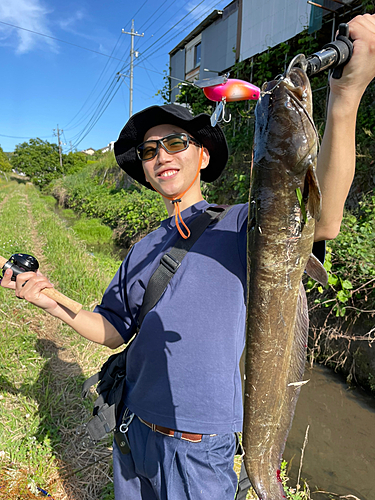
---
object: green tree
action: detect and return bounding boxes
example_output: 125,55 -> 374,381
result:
11,138 -> 61,188
155,68 -> 172,104
0,145 -> 12,173
62,151 -> 88,175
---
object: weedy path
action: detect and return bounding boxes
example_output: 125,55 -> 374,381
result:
0,182 -> 117,499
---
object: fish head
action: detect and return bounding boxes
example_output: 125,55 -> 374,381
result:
254,67 -> 321,219
255,67 -> 316,175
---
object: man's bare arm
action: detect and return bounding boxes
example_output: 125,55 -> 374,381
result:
314,13 -> 375,241
0,268 -> 124,349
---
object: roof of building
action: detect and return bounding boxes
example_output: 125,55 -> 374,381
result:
169,10 -> 223,56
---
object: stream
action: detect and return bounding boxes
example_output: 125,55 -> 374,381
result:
284,364 -> 375,500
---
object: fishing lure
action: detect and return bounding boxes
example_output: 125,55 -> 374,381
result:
202,78 -> 260,102
194,74 -> 260,126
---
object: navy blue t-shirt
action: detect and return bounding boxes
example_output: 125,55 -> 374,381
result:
95,200 -> 248,434
95,200 -> 325,435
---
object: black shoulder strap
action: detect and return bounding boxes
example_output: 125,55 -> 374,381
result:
137,205 -> 232,327
235,460 -> 252,500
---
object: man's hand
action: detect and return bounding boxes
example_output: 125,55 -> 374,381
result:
0,268 -> 58,312
1,267 -> 124,349
314,13 -> 375,242
330,14 -> 375,106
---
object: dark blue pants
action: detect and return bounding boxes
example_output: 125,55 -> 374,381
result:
113,416 -> 238,499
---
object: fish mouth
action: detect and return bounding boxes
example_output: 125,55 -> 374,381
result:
260,67 -> 316,141
261,68 -> 309,104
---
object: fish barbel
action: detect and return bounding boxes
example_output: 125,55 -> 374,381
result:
243,66 -> 327,499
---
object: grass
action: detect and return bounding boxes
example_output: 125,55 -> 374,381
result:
0,178 -> 316,500
71,217 -> 113,246
0,180 -> 121,499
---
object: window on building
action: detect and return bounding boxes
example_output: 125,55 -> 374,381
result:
194,42 -> 201,67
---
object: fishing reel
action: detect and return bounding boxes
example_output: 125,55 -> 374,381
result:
1,253 -> 39,281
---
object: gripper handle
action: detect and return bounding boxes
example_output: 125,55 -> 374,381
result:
0,256 -> 82,315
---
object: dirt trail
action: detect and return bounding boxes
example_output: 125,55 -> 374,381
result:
17,192 -> 113,500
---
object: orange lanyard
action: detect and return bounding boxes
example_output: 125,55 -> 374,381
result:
147,147 -> 204,239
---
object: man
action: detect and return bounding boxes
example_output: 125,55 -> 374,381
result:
1,13 -> 375,500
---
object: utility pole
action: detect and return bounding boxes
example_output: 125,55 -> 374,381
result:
122,20 -> 144,117
53,125 -> 63,169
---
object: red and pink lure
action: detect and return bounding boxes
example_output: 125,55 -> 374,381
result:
194,75 -> 260,125
202,78 -> 260,102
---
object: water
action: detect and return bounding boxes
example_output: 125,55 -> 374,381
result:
284,364 -> 375,500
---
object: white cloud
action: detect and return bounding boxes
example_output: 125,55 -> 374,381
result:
0,0 -> 57,54
58,10 -> 85,32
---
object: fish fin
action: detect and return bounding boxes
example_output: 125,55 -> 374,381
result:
304,163 -> 322,221
305,253 -> 328,286
289,282 -> 309,385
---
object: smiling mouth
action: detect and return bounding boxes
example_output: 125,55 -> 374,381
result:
158,169 -> 178,178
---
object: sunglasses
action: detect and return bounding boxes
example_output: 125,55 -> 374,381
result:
136,133 -> 201,161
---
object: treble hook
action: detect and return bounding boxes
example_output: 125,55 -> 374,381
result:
222,98 -> 231,123
210,98 -> 232,126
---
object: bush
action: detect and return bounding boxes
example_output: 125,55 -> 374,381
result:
49,162 -> 167,247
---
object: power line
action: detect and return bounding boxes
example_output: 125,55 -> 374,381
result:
68,79 -> 123,151
0,133 -> 54,139
63,32 -> 124,130
135,0 -> 205,54
63,52 -> 131,133
66,0 -> 211,140
1,19 -> 133,137
0,20 -> 129,62
67,76 -> 123,150
64,0 -> 221,150
138,0 -> 177,32
131,0 -> 152,21
134,0 -> 224,69
63,40 -> 132,133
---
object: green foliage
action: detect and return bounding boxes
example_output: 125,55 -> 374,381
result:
307,194 -> 375,317
362,0 -> 375,12
155,67 -> 172,104
11,138 -> 61,188
0,145 -> 12,172
71,217 -> 113,245
280,461 -> 311,500
39,194 -> 57,209
50,162 -> 167,246
174,28 -> 327,206
10,138 -> 89,189
62,150 -> 88,175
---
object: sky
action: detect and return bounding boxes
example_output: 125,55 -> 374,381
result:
0,0 -> 230,154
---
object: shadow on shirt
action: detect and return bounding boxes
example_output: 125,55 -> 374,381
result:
125,312 -> 181,430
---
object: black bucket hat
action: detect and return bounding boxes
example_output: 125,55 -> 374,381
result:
114,104 -> 228,189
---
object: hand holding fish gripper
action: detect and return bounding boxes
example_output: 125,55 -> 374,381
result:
288,23 -> 353,78
0,253 -> 82,314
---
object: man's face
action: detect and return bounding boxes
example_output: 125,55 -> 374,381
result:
141,124 -> 209,200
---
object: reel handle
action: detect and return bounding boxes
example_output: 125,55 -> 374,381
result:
0,255 -> 82,315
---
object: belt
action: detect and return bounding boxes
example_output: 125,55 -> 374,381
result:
138,417 -> 214,443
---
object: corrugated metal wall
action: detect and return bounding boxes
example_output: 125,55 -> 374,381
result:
170,49 -> 186,103
240,0 -> 312,61
201,8 -> 238,79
